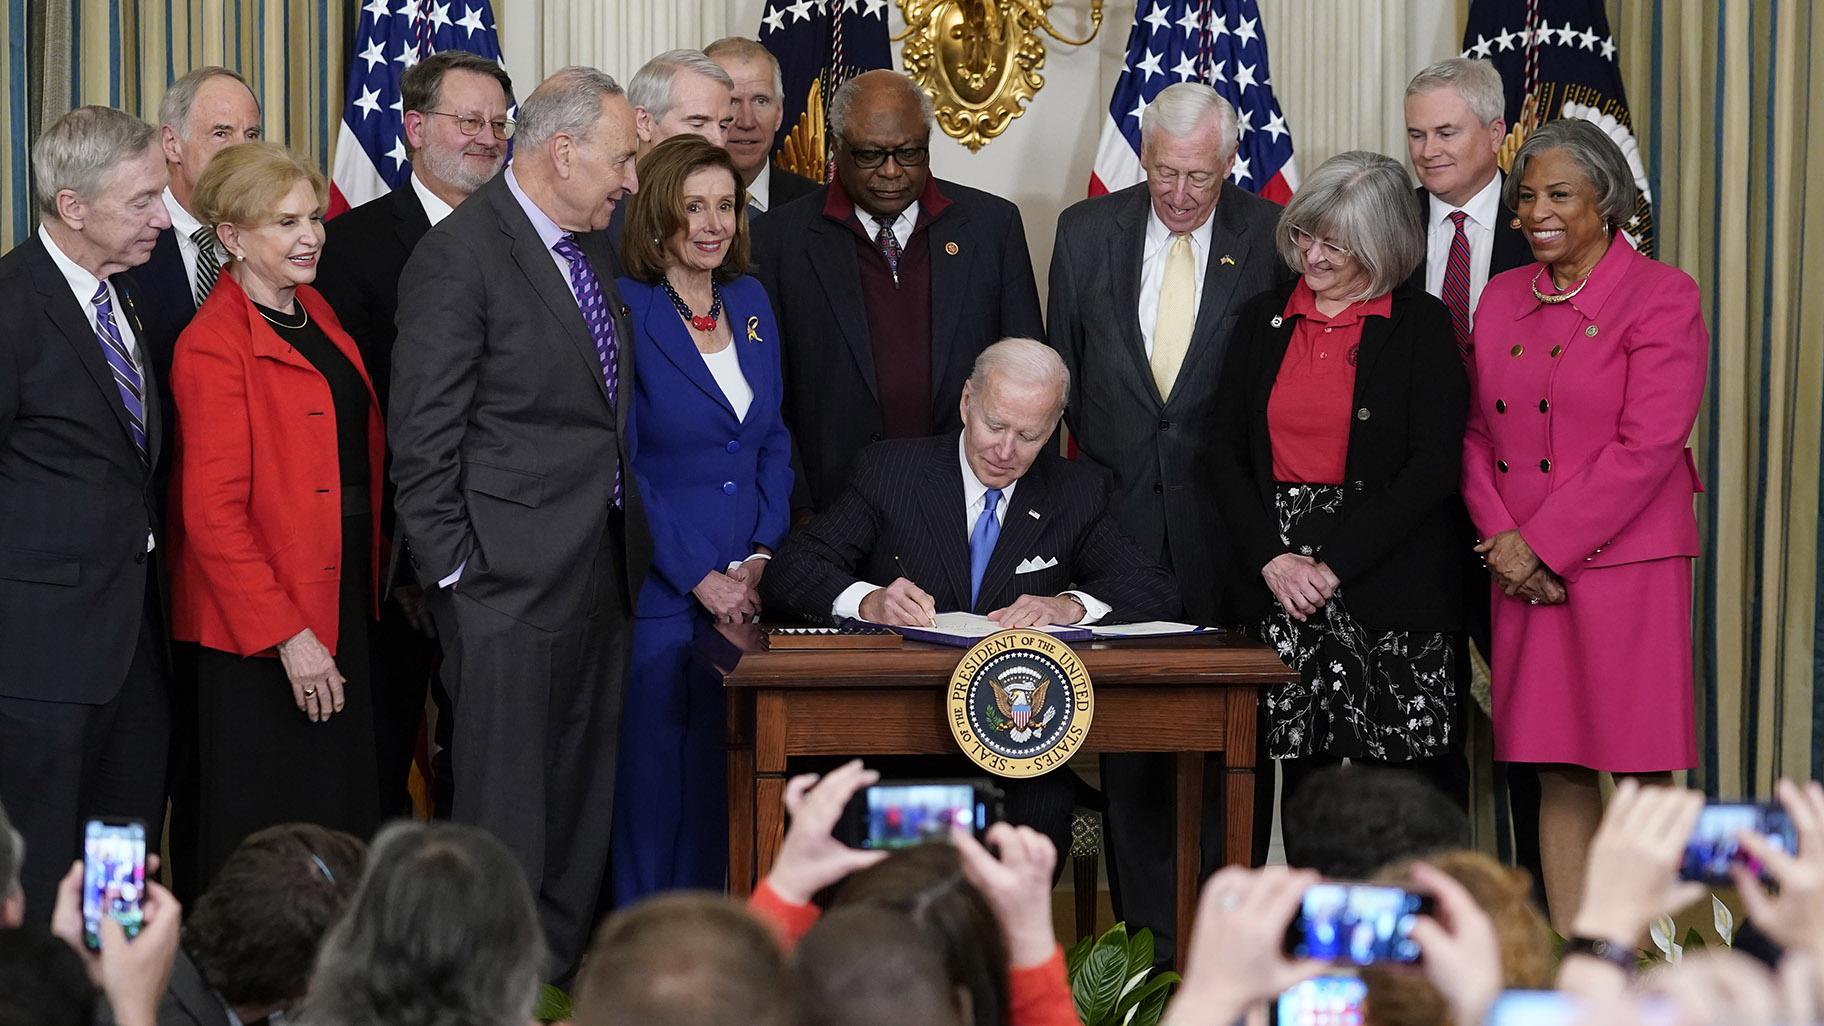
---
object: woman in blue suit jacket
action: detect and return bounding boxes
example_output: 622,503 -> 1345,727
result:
611,136 -> 794,901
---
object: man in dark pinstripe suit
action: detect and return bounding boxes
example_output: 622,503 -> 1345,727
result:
763,339 -> 1180,857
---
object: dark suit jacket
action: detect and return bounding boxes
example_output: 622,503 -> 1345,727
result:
765,163 -> 819,209
1047,181 -> 1292,626
389,173 -> 651,631
1208,282 -> 1468,631
761,434 -> 1180,624
124,226 -> 196,396
316,181 -> 432,410
620,274 -> 794,618
751,178 -> 1045,512
0,234 -> 163,702
155,948 -> 232,1026
1402,182 -> 1532,303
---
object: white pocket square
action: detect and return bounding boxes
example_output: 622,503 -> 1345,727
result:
1015,556 -> 1059,574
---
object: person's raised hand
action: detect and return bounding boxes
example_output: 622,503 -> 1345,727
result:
859,578 -> 938,627
1262,553 -> 1333,623
1162,866 -> 1326,1026
1571,779 -> 1706,946
1406,861 -> 1503,1026
94,880 -> 182,1026
765,759 -> 888,904
1638,948 -> 1784,1026
1733,778 -> 1824,960
988,594 -> 1084,629
953,823 -> 1059,968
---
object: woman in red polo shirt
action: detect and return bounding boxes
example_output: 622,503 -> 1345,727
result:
1210,151 -> 1469,841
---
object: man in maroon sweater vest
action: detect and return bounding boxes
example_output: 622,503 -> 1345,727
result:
752,70 -> 1045,514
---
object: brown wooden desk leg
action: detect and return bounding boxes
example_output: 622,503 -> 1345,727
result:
1223,686 -> 1260,867
1174,750 -> 1202,959
727,744 -> 756,896
752,692 -> 790,886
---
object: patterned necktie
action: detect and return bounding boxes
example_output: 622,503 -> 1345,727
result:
872,214 -> 902,286
89,282 -> 148,465
190,225 -> 221,308
968,487 -> 1003,609
1441,210 -> 1473,358
1151,233 -> 1195,400
550,234 -> 623,508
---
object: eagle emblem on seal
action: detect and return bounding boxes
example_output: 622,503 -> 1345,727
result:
989,667 -> 1057,742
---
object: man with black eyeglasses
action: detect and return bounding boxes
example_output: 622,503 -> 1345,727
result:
315,49 -> 516,826
752,69 -> 1044,514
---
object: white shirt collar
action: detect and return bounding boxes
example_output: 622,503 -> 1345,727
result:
410,171 -> 457,226
162,186 -> 205,240
747,163 -> 772,213
957,432 -> 1017,525
1143,201 -> 1215,259
1428,171 -> 1503,231
38,224 -> 107,309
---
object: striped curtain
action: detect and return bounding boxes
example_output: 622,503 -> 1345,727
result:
1607,0 -> 1824,798
2,0 -> 350,248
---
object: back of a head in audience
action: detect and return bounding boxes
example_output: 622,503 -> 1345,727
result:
1364,849 -> 1553,1026
574,892 -> 793,1026
0,924 -> 96,1026
298,821 -> 546,1026
832,843 -> 1008,1026
1282,764 -> 1470,878
0,799 -> 23,928
186,824 -> 366,1015
795,904 -> 966,1026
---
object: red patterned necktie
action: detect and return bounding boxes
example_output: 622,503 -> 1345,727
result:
1441,210 -> 1473,359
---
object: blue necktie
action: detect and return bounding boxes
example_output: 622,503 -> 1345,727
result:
90,282 -> 148,465
969,487 -> 1003,609
551,234 -> 623,508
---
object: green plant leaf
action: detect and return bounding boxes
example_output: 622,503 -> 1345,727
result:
1072,929 -> 1132,1025
1114,971 -> 1179,1021
1682,926 -> 1706,951
1066,934 -> 1094,976
1124,927 -> 1156,984
533,983 -> 573,1023
1124,974 -> 1176,1026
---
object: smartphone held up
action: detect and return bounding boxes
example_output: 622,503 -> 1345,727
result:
834,780 -> 1005,850
81,817 -> 147,950
1282,882 -> 1432,968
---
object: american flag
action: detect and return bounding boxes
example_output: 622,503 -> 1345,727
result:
327,0 -> 506,217
758,0 -> 892,182
1090,0 -> 1298,202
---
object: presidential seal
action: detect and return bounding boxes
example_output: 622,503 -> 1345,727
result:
947,629 -> 1093,778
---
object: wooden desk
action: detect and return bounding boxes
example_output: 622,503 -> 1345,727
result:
707,628 -> 1296,948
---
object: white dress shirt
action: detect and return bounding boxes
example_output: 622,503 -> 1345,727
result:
161,186 -> 217,300
1422,172 -> 1504,325
410,171 -> 456,226
855,200 -> 918,250
747,164 -> 773,214
833,436 -> 1110,623
39,225 -> 154,551
1137,205 -> 1214,358
699,341 -> 753,422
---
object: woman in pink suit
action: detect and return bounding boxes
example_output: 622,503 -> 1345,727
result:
1462,118 -> 1707,932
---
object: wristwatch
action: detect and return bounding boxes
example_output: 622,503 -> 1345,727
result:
1564,935 -> 1636,973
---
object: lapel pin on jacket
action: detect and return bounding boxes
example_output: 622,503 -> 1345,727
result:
1220,254 -> 1235,266
746,315 -> 763,343
1027,508 -> 1040,519
1270,315 -> 1283,327
945,241 -> 959,255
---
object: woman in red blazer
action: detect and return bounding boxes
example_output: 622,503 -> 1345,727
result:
1463,119 -> 1708,931
168,142 -> 385,886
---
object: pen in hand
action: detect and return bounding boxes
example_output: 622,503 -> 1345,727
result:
894,555 -> 937,626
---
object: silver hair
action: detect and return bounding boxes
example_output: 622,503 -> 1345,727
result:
157,65 -> 261,136
704,37 -> 784,103
968,337 -> 1070,417
626,49 -> 734,122
1502,117 -> 1639,229
828,71 -> 934,144
1405,57 -> 1504,126
1140,82 -> 1240,160
513,66 -> 624,151
31,106 -> 160,216
1274,150 -> 1425,301
298,822 -> 546,1026
0,800 -> 22,906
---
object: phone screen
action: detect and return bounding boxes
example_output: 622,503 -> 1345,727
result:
1274,974 -> 1366,1026
1284,883 -> 1428,966
1680,802 -> 1797,883
861,783 -> 983,850
82,819 -> 146,950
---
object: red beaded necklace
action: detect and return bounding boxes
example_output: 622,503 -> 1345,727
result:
660,276 -> 724,332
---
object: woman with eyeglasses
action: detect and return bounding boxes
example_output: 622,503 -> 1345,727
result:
1210,151 -> 1469,840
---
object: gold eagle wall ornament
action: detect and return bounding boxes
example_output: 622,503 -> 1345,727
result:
894,0 -> 1101,152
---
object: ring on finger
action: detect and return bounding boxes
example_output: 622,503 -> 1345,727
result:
303,687 -> 317,697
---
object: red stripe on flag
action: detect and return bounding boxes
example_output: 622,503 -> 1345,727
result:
1088,172 -> 1110,198
1260,172 -> 1294,206
327,183 -> 352,219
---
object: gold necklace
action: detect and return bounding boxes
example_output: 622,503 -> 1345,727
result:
256,301 -> 309,330
1531,265 -> 1592,305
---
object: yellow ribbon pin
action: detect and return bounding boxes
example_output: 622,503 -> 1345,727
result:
1220,254 -> 1235,266
746,316 -> 763,343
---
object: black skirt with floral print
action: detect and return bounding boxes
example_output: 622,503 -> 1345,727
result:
1261,482 -> 1457,761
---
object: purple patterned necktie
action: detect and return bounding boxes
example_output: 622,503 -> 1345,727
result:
872,214 -> 902,286
89,282 -> 149,465
551,234 -> 623,508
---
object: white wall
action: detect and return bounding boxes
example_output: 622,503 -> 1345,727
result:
496,0 -> 1463,300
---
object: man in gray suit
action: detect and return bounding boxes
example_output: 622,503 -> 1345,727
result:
1047,82 -> 1290,966
388,66 -> 652,977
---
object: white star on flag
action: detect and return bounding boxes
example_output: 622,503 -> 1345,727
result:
1263,110 -> 1287,142
358,38 -> 387,71
1235,62 -> 1257,91
1143,3 -> 1170,34
456,5 -> 484,33
1230,155 -> 1251,183
788,0 -> 814,22
353,86 -> 383,118
427,1 -> 452,31
385,137 -> 408,168
762,5 -> 786,31
1174,7 -> 1201,34
1172,52 -> 1199,81
1469,33 -> 1492,58
1235,15 -> 1257,44
1135,49 -> 1164,81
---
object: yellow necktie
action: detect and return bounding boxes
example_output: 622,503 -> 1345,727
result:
1151,233 -> 1195,399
